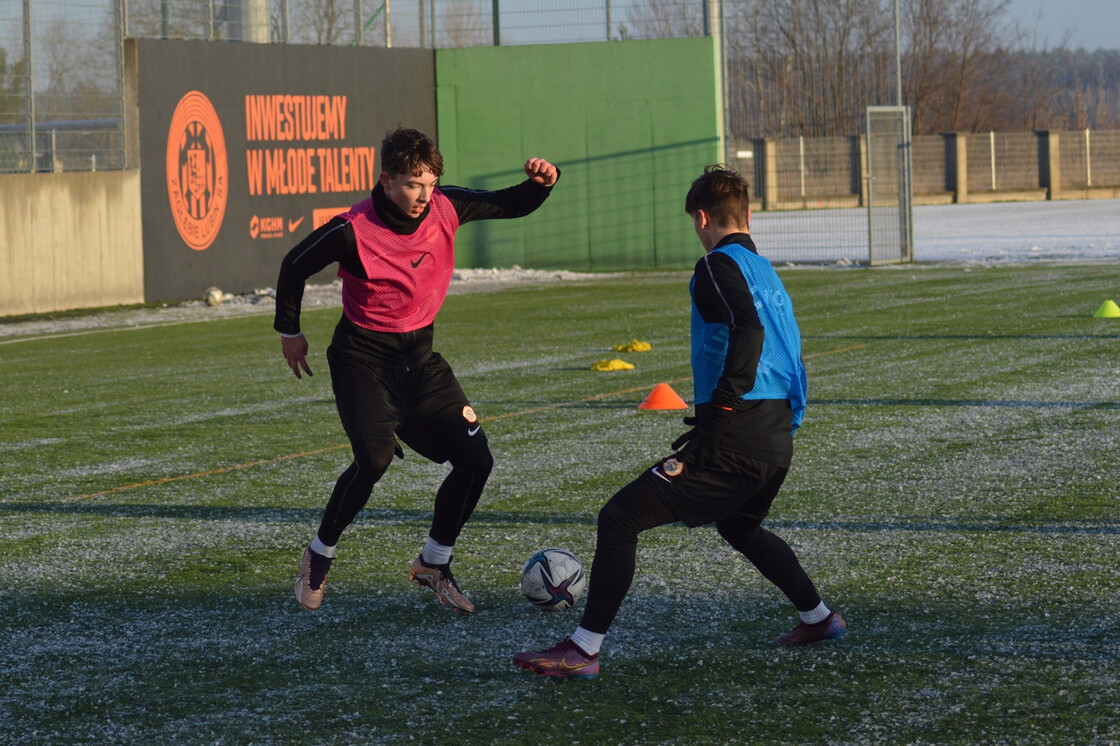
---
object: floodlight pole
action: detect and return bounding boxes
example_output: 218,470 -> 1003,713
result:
23,0 -> 35,172
703,0 -> 727,162
894,0 -> 902,106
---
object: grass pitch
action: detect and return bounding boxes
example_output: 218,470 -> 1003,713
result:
2,264 -> 1118,744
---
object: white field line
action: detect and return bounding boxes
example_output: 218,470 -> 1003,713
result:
0,317 -> 261,345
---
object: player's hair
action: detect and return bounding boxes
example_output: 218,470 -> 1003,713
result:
684,164 -> 750,227
381,127 -> 444,178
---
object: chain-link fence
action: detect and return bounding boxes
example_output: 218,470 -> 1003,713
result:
1061,129 -> 1120,189
6,1 -> 1120,186
0,1 -> 126,171
965,131 -> 1039,193
911,135 -> 946,196
772,136 -> 861,207
1,0 -> 710,173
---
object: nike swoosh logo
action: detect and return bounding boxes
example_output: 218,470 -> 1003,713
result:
411,251 -> 431,268
467,426 -> 480,436
288,217 -> 305,233
533,657 -> 595,674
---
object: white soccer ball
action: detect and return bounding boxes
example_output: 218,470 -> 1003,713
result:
520,548 -> 586,612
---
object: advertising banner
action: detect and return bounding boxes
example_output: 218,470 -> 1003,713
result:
136,39 -> 436,302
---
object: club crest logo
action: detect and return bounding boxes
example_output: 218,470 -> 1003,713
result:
166,91 -> 228,251
462,405 -> 478,423
662,458 -> 684,477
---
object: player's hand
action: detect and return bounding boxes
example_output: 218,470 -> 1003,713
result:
524,158 -> 559,187
670,416 -> 699,452
281,333 -> 313,379
694,405 -> 735,467
675,405 -> 735,469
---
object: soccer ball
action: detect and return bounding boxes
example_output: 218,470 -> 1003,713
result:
520,548 -> 586,612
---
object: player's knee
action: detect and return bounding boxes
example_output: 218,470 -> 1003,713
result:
451,437 -> 493,478
353,438 -> 397,478
717,516 -> 762,545
597,497 -> 634,537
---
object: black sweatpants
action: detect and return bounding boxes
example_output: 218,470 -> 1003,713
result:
578,453 -> 821,635
317,341 -> 493,549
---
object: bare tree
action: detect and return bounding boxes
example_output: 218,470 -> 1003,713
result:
292,0 -> 352,45
901,0 -> 1017,132
0,48 -> 30,125
623,0 -> 704,40
726,0 -> 893,137
1003,8 -> 1074,130
438,0 -> 491,48
120,0 -> 217,40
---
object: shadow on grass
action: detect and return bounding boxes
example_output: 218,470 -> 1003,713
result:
0,502 -> 598,526
3,502 -> 1116,535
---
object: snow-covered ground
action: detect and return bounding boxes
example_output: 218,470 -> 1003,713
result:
913,199 -> 1119,262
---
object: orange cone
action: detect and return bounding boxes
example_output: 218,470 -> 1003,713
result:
639,382 -> 688,410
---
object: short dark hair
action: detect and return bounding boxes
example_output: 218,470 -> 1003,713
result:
381,127 -> 444,178
684,164 -> 750,227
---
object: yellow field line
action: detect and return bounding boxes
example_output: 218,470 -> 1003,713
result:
65,445 -> 351,501
61,345 -> 865,501
482,376 -> 694,423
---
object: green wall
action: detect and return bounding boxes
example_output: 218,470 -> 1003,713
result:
436,37 -> 722,271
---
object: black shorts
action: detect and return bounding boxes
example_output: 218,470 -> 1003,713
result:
644,451 -> 788,528
327,347 -> 486,465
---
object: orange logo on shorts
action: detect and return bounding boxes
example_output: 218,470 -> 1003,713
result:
462,405 -> 478,423
662,458 -> 684,477
166,91 -> 228,251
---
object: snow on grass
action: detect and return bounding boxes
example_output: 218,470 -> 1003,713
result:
2,263 -> 1119,743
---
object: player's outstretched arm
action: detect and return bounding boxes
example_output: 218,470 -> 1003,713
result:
524,158 -> 559,187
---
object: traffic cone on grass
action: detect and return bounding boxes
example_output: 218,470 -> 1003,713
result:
1092,300 -> 1120,319
639,383 -> 688,410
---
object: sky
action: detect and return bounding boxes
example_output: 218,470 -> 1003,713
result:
1003,0 -> 1120,51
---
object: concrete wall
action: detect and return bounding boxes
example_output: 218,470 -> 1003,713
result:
737,129 -> 1120,210
0,171 -> 144,316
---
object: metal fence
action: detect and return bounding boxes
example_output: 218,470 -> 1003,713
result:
0,0 -> 707,173
911,135 -> 946,195
6,1 -> 1120,185
965,131 -> 1038,193
3,1 -> 1118,267
1060,129 -> 1120,189
773,136 -> 860,206
0,1 -> 127,171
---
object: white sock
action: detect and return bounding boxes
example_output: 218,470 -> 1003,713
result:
799,601 -> 831,625
309,536 -> 337,559
421,537 -> 453,565
569,627 -> 604,657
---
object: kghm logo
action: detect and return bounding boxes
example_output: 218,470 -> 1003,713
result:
166,91 -> 228,251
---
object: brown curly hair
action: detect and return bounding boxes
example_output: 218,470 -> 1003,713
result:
684,164 -> 750,228
381,127 -> 444,178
